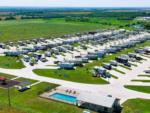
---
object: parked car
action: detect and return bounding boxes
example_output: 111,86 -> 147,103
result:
110,60 -> 118,66
103,63 -> 112,70
144,70 -> 150,73
124,63 -> 131,67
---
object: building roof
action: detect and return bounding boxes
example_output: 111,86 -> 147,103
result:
77,92 -> 116,108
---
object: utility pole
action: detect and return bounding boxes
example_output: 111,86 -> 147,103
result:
7,82 -> 11,107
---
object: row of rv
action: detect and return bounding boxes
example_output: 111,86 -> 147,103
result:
59,33 -> 150,70
0,29 -> 150,67
1,29 -> 134,57
0,29 -> 129,65
92,52 -> 144,79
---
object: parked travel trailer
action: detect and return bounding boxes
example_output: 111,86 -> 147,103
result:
45,51 -> 51,57
51,48 -> 59,55
4,50 -> 20,57
81,57 -> 89,63
33,53 -> 42,60
86,54 -> 98,60
95,50 -> 105,58
93,66 -> 107,76
23,55 -> 30,62
106,47 -> 117,53
57,46 -> 67,53
59,62 -> 74,69
69,59 -> 83,66
40,55 -> 47,62
0,43 -> 5,49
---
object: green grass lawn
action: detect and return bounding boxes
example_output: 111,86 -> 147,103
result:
0,72 -> 16,79
0,18 -> 112,42
33,68 -> 108,84
124,85 -> 150,94
33,40 -> 150,84
138,75 -> 150,77
131,80 -> 150,83
0,82 -> 90,113
15,77 -> 38,84
122,98 -> 150,113
0,56 -> 24,69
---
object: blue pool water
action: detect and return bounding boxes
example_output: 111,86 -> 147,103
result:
50,93 -> 77,103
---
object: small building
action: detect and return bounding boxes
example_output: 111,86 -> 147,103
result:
77,93 -> 122,113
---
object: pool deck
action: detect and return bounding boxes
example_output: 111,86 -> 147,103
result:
40,86 -> 79,105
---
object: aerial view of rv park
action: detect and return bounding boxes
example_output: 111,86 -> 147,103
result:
0,1 -> 150,113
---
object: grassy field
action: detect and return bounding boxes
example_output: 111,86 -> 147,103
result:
0,19 -> 112,42
124,85 -> 150,94
33,40 -> 150,84
0,56 -> 24,69
122,98 -> 150,113
0,82 -> 90,113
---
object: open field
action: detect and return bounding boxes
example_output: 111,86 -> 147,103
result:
122,98 -> 150,113
33,40 -> 150,84
0,19 -> 112,42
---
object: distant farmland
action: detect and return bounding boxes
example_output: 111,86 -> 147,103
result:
0,18 -> 110,42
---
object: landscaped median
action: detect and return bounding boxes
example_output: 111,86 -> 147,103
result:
124,85 -> 150,94
33,68 -> 109,84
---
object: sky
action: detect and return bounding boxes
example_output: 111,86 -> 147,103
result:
0,0 -> 150,7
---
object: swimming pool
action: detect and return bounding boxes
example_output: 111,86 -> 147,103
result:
50,93 -> 77,104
